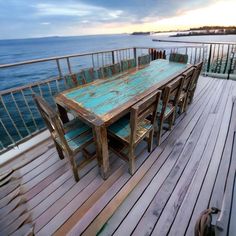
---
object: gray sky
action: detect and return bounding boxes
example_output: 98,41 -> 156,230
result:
0,0 -> 235,39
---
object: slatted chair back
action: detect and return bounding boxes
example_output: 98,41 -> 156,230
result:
33,94 -> 70,152
182,67 -> 196,91
121,58 -> 136,71
102,63 -> 121,78
188,62 -> 203,103
161,76 -> 184,115
82,68 -> 95,83
138,54 -> 151,66
169,52 -> 188,64
94,68 -> 103,80
191,62 -> 203,89
149,49 -> 166,60
64,72 -> 85,88
130,90 -> 161,145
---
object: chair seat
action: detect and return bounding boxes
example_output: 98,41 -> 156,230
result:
157,100 -> 174,117
108,116 -> 152,144
55,118 -> 93,151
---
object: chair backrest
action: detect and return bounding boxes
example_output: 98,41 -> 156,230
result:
82,68 -> 95,83
121,58 -> 136,71
94,68 -> 103,80
169,53 -> 188,64
182,67 -> 196,91
149,49 -> 166,60
161,76 -> 184,115
33,94 -> 70,151
102,63 -> 121,78
138,54 -> 151,66
130,90 -> 161,144
65,72 -> 85,88
190,62 -> 203,89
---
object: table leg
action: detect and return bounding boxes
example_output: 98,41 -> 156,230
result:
57,104 -> 69,123
93,125 -> 110,179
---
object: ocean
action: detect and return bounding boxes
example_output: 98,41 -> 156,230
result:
1,33 -> 236,91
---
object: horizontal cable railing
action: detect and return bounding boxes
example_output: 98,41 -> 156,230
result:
0,44 -> 235,153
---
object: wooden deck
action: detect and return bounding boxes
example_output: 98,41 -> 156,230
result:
1,76 -> 236,236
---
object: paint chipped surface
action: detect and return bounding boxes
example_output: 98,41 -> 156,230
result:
64,60 -> 187,117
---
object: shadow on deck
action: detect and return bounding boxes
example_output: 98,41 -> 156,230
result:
0,76 -> 236,236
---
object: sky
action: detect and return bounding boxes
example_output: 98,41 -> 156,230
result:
0,0 -> 236,39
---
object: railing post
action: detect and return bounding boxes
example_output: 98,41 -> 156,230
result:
56,59 -> 63,78
133,47 -> 137,67
112,51 -> 115,64
227,52 -> 235,80
223,45 -> 230,74
66,58 -> 72,74
207,44 -> 212,72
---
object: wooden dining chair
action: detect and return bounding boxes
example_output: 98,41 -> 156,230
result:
94,68 -> 103,80
121,58 -> 136,71
149,49 -> 166,60
81,68 -> 95,83
177,67 -> 196,113
169,52 -> 188,64
138,54 -> 151,67
156,76 -> 184,145
102,63 -> 121,78
188,62 -> 203,104
64,72 -> 85,88
33,95 -> 95,182
108,90 -> 161,174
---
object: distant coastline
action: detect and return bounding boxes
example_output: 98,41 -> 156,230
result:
130,30 -> 182,35
131,26 -> 236,37
171,26 -> 236,37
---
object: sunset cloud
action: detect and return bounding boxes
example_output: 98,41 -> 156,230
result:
0,0 -> 235,39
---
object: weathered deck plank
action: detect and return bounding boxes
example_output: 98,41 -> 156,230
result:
0,76 -> 235,236
185,82 -> 233,235
99,77 -> 220,236
169,81 -> 233,236
160,81 -> 233,236
132,81 -> 225,236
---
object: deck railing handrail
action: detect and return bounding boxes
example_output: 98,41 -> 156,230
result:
0,47 -> 134,69
0,45 -> 204,69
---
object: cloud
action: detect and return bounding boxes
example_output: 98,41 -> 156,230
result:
40,22 -> 51,25
76,0 -> 216,21
0,0 -> 226,39
35,3 -> 96,17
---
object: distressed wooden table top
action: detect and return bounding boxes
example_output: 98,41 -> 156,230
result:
55,59 -> 191,126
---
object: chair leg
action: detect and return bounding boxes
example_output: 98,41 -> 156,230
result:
128,147 -> 135,175
168,115 -> 172,130
183,96 -> 188,112
148,130 -> 154,152
168,112 -> 175,130
55,142 -> 64,160
179,100 -> 184,114
68,155 -> 79,182
189,90 -> 194,104
156,121 -> 163,146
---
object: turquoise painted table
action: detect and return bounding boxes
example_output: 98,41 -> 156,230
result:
55,59 -> 192,179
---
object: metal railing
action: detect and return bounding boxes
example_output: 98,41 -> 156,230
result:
0,43 -> 234,153
153,39 -> 236,79
0,47 -> 136,152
